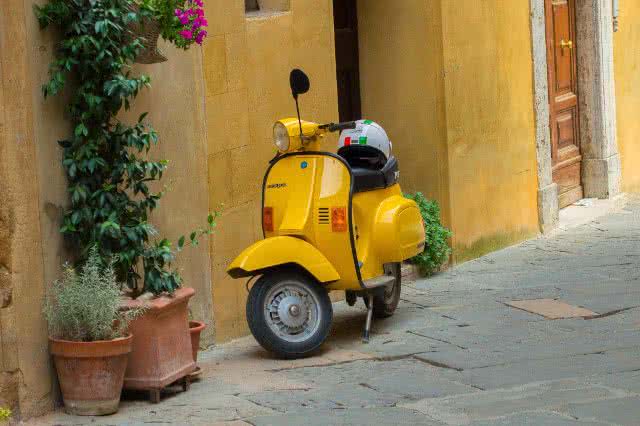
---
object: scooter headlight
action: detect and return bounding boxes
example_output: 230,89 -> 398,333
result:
273,122 -> 290,152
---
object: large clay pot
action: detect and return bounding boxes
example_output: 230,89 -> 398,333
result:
189,320 -> 206,362
123,287 -> 196,399
49,335 -> 132,416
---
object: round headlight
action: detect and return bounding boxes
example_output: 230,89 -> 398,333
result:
273,122 -> 290,152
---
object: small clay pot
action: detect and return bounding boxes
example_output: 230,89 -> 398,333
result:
49,335 -> 132,416
189,321 -> 206,362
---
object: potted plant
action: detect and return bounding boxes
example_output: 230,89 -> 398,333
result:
43,249 -> 145,415
131,0 -> 208,63
35,0 -> 215,403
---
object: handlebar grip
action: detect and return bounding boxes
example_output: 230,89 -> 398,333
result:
319,121 -> 357,132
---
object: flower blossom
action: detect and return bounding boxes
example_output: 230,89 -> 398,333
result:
179,29 -> 193,40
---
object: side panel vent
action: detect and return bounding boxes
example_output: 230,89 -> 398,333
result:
318,207 -> 330,225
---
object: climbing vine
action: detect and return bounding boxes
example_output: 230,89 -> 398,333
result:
35,0 -> 214,296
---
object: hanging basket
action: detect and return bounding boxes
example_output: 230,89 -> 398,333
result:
127,5 -> 167,65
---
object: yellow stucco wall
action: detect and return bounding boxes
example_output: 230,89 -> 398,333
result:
203,0 -> 339,343
1,1 -> 57,417
359,0 -> 539,263
0,1 -> 212,418
440,0 -> 539,262
614,3 -> 640,193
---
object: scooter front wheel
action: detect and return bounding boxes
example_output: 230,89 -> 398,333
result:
246,270 -> 333,359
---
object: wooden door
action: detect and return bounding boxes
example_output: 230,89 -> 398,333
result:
333,0 -> 362,122
545,0 -> 583,208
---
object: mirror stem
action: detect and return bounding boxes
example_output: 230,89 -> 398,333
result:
294,95 -> 303,141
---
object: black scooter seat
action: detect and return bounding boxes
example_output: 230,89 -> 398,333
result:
338,146 -> 399,193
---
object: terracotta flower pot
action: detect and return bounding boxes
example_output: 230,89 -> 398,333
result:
189,320 -> 206,362
49,335 -> 132,416
123,287 -> 196,398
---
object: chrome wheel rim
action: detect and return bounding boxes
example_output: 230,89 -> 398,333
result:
263,280 -> 322,343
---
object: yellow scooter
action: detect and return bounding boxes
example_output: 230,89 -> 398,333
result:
227,69 -> 425,359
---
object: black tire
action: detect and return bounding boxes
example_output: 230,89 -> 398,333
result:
371,263 -> 402,319
246,270 -> 333,359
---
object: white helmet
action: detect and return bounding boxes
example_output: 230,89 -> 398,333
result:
338,120 -> 392,161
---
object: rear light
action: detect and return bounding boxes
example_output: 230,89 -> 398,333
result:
263,207 -> 274,232
331,207 -> 347,232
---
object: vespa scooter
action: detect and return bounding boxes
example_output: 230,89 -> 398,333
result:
227,69 -> 426,359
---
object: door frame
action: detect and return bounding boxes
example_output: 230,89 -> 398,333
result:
530,0 -> 621,233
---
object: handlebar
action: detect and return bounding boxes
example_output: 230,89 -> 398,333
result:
318,121 -> 357,133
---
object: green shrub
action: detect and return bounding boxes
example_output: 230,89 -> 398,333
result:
43,248 -> 144,342
404,192 -> 452,276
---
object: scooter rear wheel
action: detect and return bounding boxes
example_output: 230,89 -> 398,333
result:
370,263 -> 402,319
246,270 -> 332,359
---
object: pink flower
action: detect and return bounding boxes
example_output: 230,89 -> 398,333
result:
194,0 -> 204,7
196,8 -> 205,17
179,15 -> 190,25
195,30 -> 207,45
174,8 -> 181,16
179,29 -> 193,40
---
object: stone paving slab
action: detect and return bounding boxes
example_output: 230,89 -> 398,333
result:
400,379 -> 630,424
505,299 -> 597,319
248,407 -> 444,426
241,382 -> 401,413
431,349 -> 640,391
583,370 -> 640,394
562,397 -> 640,426
282,359 -> 478,401
470,412 -> 610,426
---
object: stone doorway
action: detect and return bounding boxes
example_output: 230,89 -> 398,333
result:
531,0 -> 621,233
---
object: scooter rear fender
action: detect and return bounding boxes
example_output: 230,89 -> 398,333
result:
227,236 -> 340,283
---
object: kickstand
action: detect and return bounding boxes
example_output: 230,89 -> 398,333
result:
363,293 -> 374,343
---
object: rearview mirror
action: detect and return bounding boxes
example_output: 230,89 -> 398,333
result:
290,69 -> 310,99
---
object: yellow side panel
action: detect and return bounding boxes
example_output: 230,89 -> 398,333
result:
354,185 -> 425,281
227,236 -> 340,283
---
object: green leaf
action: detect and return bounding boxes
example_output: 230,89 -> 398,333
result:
74,123 -> 88,137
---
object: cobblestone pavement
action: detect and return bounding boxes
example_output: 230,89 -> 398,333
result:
31,196 -> 640,425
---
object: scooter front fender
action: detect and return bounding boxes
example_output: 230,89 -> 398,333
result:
227,236 -> 340,283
